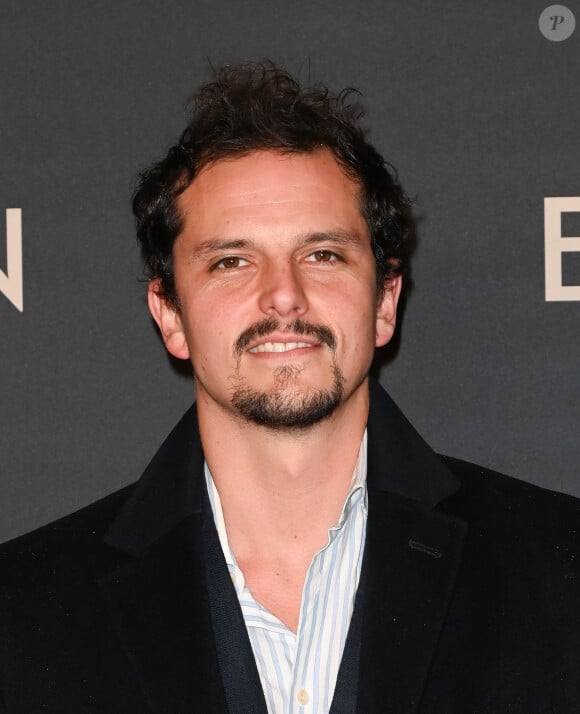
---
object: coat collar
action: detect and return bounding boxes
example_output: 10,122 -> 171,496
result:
105,377 -> 460,556
101,379 -> 466,713
367,377 -> 459,506
103,403 -> 203,555
360,380 -> 466,713
99,405 -> 231,712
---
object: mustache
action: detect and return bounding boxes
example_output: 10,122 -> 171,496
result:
234,318 -> 337,357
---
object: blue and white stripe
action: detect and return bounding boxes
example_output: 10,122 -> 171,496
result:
205,431 -> 368,714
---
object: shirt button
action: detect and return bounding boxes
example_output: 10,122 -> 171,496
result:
296,689 -> 309,705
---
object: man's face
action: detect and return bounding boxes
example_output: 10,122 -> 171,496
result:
149,150 -> 400,429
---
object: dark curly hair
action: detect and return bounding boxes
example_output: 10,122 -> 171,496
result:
133,62 -> 413,309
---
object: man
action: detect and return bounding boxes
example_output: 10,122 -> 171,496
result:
1,63 -> 579,713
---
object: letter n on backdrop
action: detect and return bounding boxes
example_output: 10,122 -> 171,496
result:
0,208 -> 23,312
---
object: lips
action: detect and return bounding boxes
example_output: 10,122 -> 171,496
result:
234,318 -> 336,357
248,341 -> 314,353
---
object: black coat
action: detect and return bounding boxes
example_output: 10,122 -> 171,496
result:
1,381 -> 579,712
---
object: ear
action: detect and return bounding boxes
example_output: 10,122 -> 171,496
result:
147,280 -> 190,360
375,274 -> 403,347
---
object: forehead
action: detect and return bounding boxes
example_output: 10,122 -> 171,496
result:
176,149 -> 367,241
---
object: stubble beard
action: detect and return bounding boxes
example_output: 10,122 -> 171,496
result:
231,362 -> 345,430
230,318 -> 346,430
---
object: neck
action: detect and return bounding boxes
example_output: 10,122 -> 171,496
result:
197,379 -> 369,631
197,379 -> 369,550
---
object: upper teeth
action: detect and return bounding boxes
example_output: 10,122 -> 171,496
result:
249,341 -> 313,353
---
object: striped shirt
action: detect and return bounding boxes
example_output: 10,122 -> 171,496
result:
205,431 -> 368,714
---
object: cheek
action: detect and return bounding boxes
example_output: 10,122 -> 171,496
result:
346,299 -> 379,353
183,306 -> 238,365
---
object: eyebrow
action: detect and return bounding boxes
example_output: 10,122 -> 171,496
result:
300,229 -> 364,247
188,230 -> 364,262
188,239 -> 252,262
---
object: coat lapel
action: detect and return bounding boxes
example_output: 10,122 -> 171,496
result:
96,381 -> 467,712
97,405 -> 229,713
98,515 -> 228,712
357,381 -> 467,713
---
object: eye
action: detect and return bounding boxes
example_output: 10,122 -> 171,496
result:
212,256 -> 249,270
305,249 -> 340,263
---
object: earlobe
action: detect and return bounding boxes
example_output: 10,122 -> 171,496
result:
375,274 -> 402,347
147,280 -> 190,360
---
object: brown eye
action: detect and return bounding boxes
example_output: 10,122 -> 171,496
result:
214,256 -> 249,270
222,257 -> 240,268
306,250 -> 338,263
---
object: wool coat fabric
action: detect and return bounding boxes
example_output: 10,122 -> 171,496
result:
1,380 -> 579,712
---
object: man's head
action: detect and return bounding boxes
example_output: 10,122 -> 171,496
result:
133,61 -> 413,311
134,62 -> 413,430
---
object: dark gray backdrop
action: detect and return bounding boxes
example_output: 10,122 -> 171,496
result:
1,0 -> 579,543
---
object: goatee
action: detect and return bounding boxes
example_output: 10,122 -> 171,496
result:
231,363 -> 345,430
231,317 -> 344,430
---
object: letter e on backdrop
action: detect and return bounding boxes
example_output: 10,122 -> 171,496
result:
544,197 -> 580,301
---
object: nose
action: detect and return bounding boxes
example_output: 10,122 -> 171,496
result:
258,260 -> 308,318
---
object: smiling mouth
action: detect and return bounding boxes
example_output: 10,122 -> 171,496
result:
248,341 -> 315,354
235,318 -> 336,358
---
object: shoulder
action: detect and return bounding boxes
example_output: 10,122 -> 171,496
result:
0,485 -> 135,586
438,455 -> 580,572
440,455 -> 580,520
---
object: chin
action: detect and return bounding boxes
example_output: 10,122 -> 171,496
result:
231,363 -> 345,430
